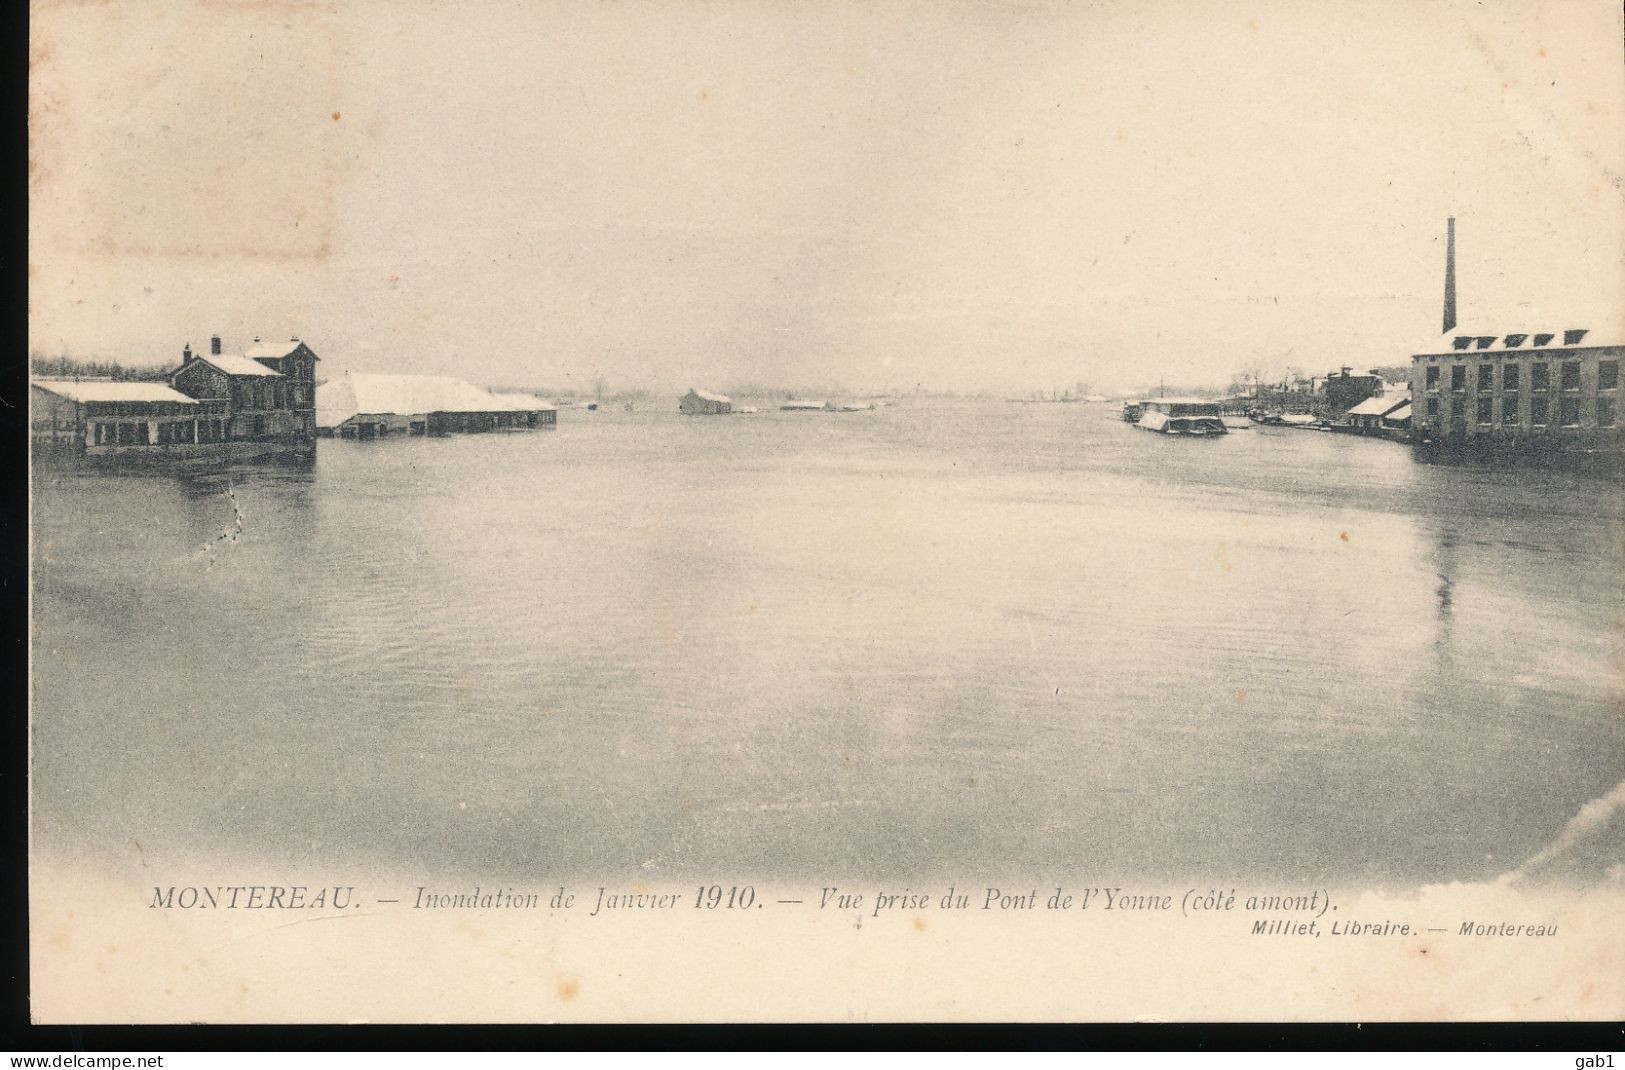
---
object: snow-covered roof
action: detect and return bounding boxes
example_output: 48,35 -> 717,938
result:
1346,394 -> 1410,418
488,391 -> 557,412
316,373 -> 515,427
32,379 -> 200,405
243,338 -> 313,360
1383,401 -> 1412,422
1419,328 -> 1611,355
685,388 -> 731,403
189,353 -> 284,378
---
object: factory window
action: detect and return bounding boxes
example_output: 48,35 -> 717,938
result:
253,415 -> 266,437
1501,395 -> 1519,423
1531,397 -> 1549,426
1531,363 -> 1550,391
1600,361 -> 1619,391
1476,397 -> 1493,424
1425,366 -> 1440,391
1450,365 -> 1465,392
1503,364 -> 1519,390
1478,365 -> 1493,391
1560,398 -> 1581,426
1425,397 -> 1439,417
1561,362 -> 1581,391
1598,397 -> 1617,427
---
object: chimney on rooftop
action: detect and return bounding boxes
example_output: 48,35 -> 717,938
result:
210,335 -> 222,356
183,343 -> 193,365
1442,217 -> 1457,335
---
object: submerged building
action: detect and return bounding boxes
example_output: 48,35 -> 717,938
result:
315,372 -> 556,438
30,380 -> 223,457
30,333 -> 319,461
1409,218 -> 1621,453
171,334 -> 318,450
679,388 -> 732,415
1342,390 -> 1412,436
1410,329 -> 1621,450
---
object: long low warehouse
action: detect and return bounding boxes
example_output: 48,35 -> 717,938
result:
315,373 -> 556,438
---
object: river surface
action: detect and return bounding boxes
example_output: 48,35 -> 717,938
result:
29,401 -> 1625,884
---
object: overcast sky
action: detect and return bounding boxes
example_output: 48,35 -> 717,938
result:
29,0 -> 1625,395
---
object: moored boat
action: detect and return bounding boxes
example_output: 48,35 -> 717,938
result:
1135,398 -> 1228,435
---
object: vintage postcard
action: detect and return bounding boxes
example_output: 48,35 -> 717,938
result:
27,0 -> 1625,1023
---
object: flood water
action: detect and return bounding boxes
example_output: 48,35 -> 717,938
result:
29,401 -> 1625,885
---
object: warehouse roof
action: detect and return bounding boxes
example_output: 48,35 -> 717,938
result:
488,391 -> 557,412
32,379 -> 200,405
316,372 -> 517,427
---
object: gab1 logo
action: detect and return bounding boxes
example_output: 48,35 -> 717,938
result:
1574,1056 -> 1615,1069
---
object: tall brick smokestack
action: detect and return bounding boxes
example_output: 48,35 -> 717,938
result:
1442,217 -> 1457,335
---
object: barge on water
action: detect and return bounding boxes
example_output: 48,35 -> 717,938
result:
1135,397 -> 1228,435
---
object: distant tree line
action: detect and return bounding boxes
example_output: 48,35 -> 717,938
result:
30,353 -> 171,382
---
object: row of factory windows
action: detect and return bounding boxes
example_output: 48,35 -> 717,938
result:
1421,396 -> 1616,427
230,381 -> 311,410
1424,360 -> 1619,393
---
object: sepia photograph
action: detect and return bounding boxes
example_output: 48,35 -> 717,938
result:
26,0 -> 1625,1023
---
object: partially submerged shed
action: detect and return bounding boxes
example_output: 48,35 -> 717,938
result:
316,373 -> 556,438
680,389 -> 732,415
